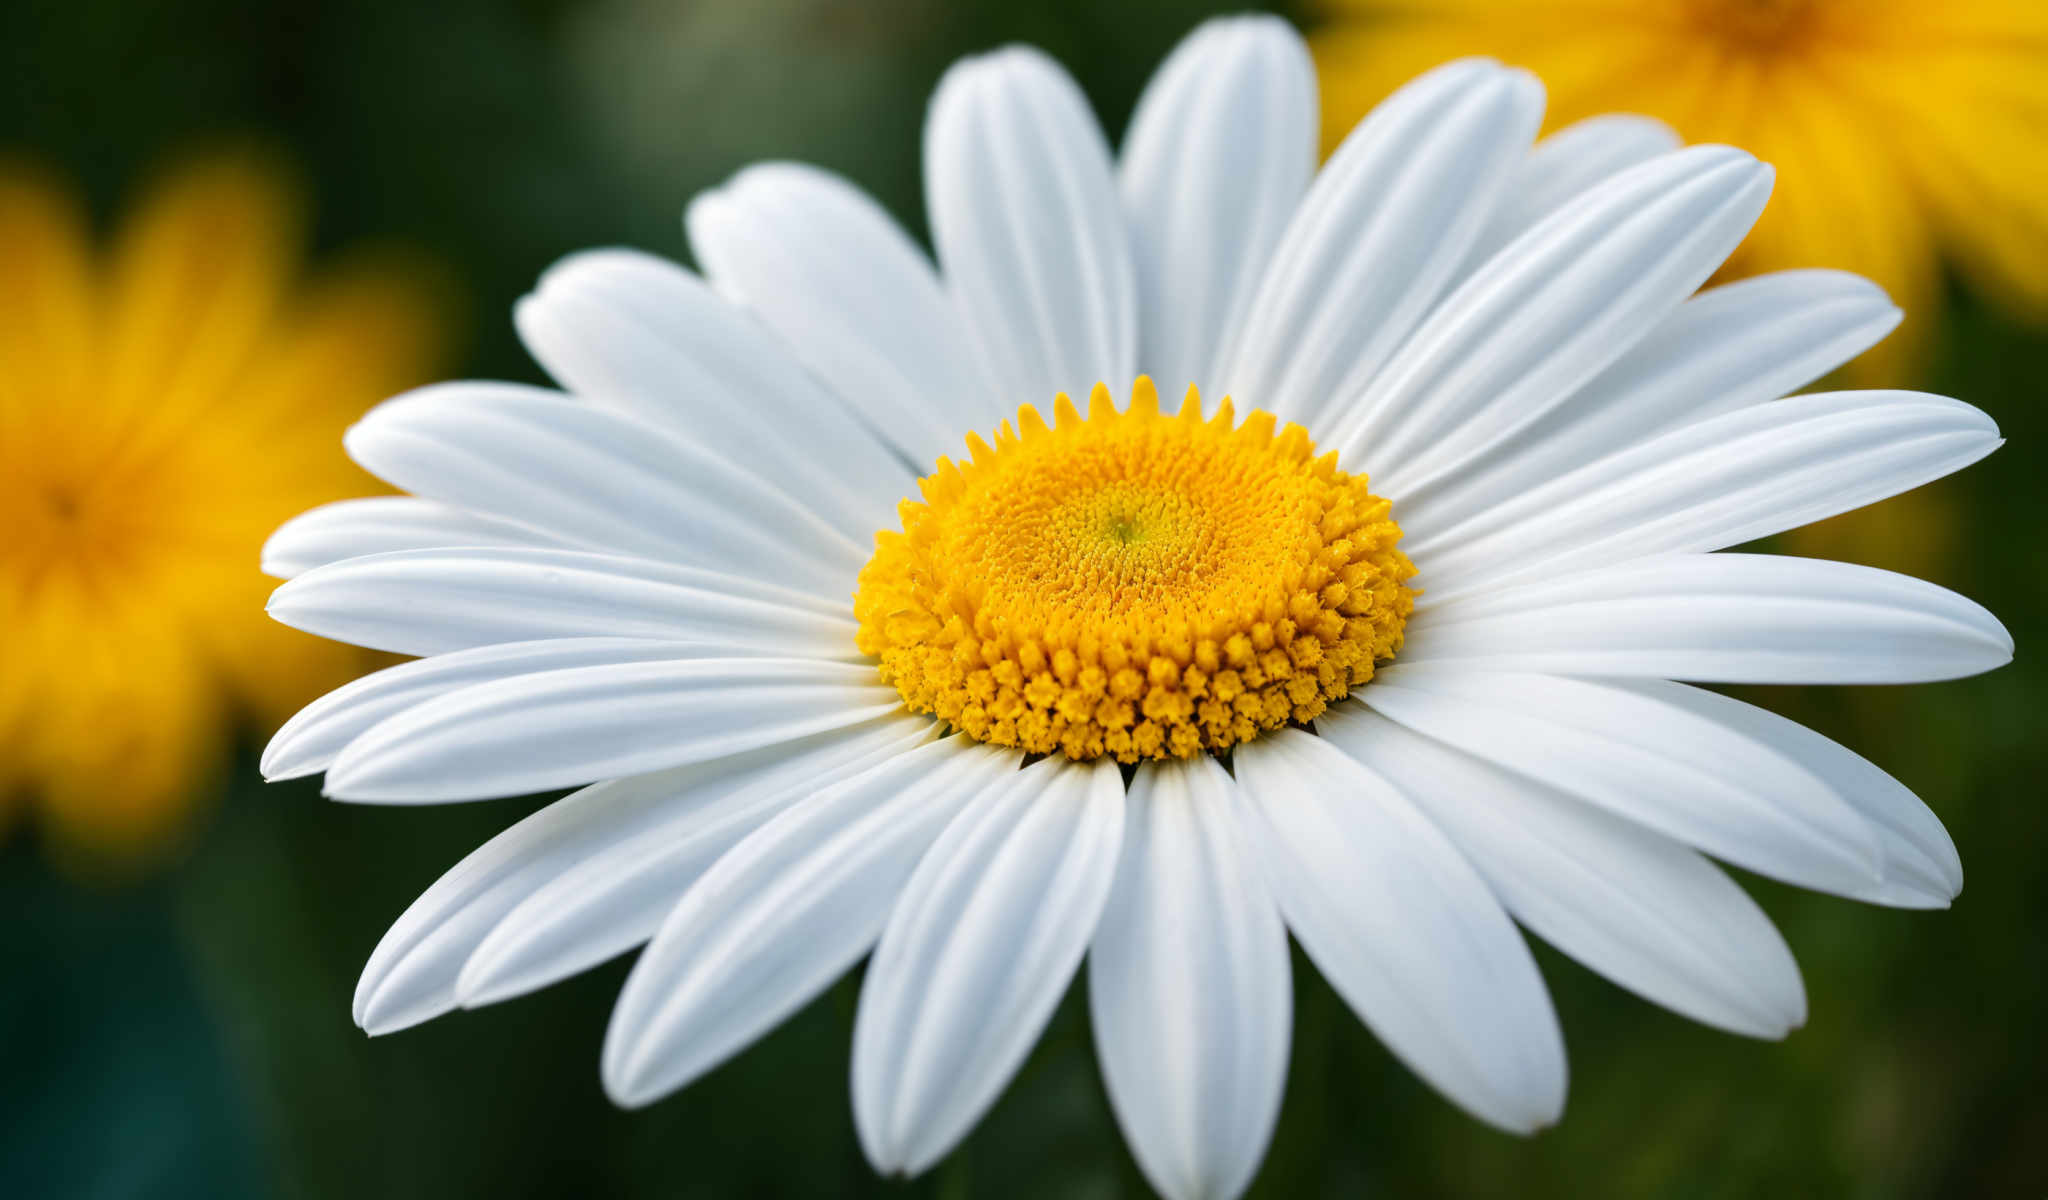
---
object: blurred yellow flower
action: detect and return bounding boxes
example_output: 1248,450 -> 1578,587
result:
1311,0 -> 2048,374
0,152 -> 448,869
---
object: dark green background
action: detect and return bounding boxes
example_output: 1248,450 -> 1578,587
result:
3,1 -> 2042,1196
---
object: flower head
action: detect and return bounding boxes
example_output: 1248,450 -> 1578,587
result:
1310,0 -> 2048,374
0,152 -> 445,867
265,17 -> 2009,1198
856,379 -> 1417,762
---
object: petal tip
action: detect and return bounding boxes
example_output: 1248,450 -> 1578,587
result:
599,1042 -> 674,1112
258,755 -> 312,783
353,984 -> 445,1038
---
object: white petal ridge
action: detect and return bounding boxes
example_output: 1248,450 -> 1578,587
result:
1119,15 -> 1317,396
1620,681 -> 1964,908
514,246 -> 913,536
686,164 -> 999,467
925,44 -> 1136,409
1401,553 -> 2012,683
344,382 -> 866,597
853,756 -> 1125,1176
1359,666 -> 1885,895
1456,113 -> 1681,277
455,716 -> 939,1009
324,657 -> 902,803
1334,145 -> 1775,495
602,739 -> 1024,1107
1089,756 -> 1291,1200
261,496 -> 560,580
349,715 -> 929,1035
1318,707 -> 1806,1039
266,546 -> 856,660
262,638 -> 772,782
1234,729 -> 1567,1133
1217,57 -> 1543,432
1412,391 -> 2003,604
1397,269 -> 1902,541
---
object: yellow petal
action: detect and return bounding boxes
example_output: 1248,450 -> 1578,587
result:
1834,24 -> 2048,318
228,249 -> 459,461
1731,77 -> 1940,380
1311,3 -> 1699,154
174,255 -> 454,724
100,150 -> 302,442
20,582 -> 222,872
1307,0 -> 2048,378
0,162 -> 96,428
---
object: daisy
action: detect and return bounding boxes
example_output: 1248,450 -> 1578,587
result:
263,16 -> 2011,1198
0,152 -> 444,867
1309,0 -> 2048,376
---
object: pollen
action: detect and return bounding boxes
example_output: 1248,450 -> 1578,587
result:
854,377 -> 1418,763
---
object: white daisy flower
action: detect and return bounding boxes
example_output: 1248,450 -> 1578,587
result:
262,15 -> 2011,1199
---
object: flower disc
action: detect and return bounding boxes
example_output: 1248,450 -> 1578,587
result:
854,377 -> 1417,762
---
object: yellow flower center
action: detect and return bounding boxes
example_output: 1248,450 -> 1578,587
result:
854,377 -> 1417,763
1689,0 -> 1822,55
3,439 -> 190,589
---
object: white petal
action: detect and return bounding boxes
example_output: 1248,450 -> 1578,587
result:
345,381 -> 866,597
1318,706 -> 1806,1038
685,164 -> 997,466
1617,681 -> 1963,907
854,756 -> 1125,1175
262,497 -> 560,579
456,715 -> 939,1008
925,45 -> 1136,409
1456,114 -> 1680,278
349,715 -> 928,1035
1118,15 -> 1315,395
1333,146 -> 1774,494
1398,270 -> 1902,541
1233,729 -> 1566,1133
514,247 -> 912,535
1217,58 -> 1543,430
266,546 -> 856,659
262,638 -> 768,782
1088,756 -> 1290,1200
602,738 -> 1025,1106
325,657 -> 902,803
1401,553 -> 2012,683
1359,666 -> 1885,895
1412,391 -> 2003,604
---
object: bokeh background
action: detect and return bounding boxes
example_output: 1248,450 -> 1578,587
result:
3,0 -> 2043,1196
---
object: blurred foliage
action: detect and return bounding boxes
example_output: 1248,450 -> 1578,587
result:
2,0 -> 2043,1197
